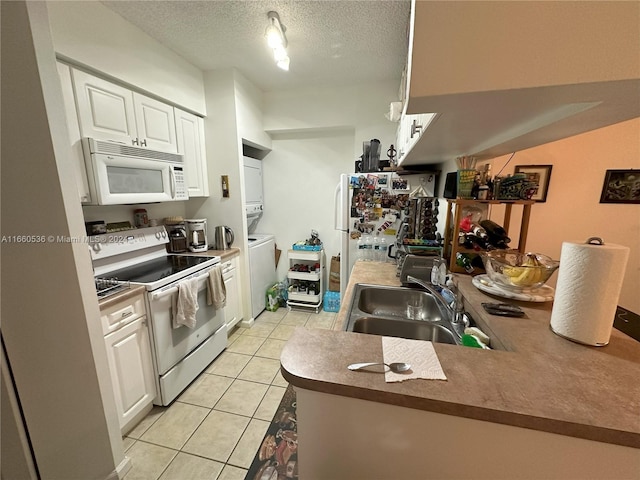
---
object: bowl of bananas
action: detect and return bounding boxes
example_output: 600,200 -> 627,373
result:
481,250 -> 559,291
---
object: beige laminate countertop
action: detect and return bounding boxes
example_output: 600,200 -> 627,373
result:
182,247 -> 240,262
98,284 -> 146,310
280,261 -> 640,448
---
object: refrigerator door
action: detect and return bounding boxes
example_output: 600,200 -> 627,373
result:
335,175 -> 350,298
336,173 -> 405,299
334,174 -> 348,231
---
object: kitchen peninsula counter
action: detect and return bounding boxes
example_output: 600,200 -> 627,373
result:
280,262 -> 640,458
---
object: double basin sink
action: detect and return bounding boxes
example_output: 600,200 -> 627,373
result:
344,283 -> 465,345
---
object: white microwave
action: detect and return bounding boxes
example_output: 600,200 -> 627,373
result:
83,138 -> 189,205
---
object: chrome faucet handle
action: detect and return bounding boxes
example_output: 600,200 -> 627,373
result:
405,275 -> 455,317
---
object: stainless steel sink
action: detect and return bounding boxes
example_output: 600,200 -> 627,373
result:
350,316 -> 458,344
345,283 -> 462,345
357,285 -> 445,322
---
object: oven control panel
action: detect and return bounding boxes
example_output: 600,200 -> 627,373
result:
89,226 -> 168,261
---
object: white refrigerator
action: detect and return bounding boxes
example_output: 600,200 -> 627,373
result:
334,172 -> 436,298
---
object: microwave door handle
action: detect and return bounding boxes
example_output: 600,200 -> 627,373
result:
169,166 -> 176,199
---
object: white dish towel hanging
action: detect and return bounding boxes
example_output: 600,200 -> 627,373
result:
173,276 -> 199,329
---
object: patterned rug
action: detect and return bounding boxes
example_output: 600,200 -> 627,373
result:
245,385 -> 298,479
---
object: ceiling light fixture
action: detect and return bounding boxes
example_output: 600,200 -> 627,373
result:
265,11 -> 289,71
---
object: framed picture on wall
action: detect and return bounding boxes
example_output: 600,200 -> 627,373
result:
514,165 -> 553,202
599,169 -> 640,204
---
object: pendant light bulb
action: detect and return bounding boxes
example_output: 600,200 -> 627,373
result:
276,56 -> 290,71
265,11 -> 290,71
265,22 -> 283,49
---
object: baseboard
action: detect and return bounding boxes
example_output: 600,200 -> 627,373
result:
104,456 -> 131,480
240,317 -> 255,328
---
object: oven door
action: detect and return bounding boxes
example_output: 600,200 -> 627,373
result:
147,269 -> 225,375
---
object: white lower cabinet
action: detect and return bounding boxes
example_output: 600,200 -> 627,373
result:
101,293 -> 156,435
222,255 -> 242,330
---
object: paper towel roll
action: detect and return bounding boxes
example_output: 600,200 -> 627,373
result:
550,238 -> 630,346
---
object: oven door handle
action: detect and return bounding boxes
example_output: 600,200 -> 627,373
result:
150,272 -> 211,301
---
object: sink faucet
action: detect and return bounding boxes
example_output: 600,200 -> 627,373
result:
406,275 -> 467,335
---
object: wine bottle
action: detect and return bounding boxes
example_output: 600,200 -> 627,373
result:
480,219 -> 511,248
480,220 -> 509,239
464,234 -> 488,250
470,224 -> 489,240
456,253 -> 475,273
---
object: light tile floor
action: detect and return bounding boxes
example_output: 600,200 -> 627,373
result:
123,307 -> 338,480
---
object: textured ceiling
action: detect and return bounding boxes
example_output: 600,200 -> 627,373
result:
100,0 -> 411,92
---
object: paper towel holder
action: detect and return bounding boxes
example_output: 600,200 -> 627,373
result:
550,235 -> 629,347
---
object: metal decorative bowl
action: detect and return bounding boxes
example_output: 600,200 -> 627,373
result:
481,250 -> 559,291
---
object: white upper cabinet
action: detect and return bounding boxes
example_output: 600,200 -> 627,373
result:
133,95 -> 177,153
72,69 -> 136,144
56,62 -> 92,203
72,69 -> 177,153
399,0 -> 640,165
175,109 -> 209,197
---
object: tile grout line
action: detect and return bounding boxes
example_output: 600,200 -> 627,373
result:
123,308 -> 336,479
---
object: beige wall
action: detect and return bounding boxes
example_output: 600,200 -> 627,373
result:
438,118 -> 640,312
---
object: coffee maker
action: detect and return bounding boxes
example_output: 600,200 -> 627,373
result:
185,219 -> 208,252
167,223 -> 188,253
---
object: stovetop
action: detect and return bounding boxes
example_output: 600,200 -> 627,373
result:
95,278 -> 130,300
102,255 -> 216,286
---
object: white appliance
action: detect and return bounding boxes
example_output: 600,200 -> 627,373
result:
91,226 -> 225,406
334,173 -> 436,298
247,234 -> 277,321
243,156 -> 264,232
185,219 -> 208,252
83,138 -> 188,205
243,156 -> 264,205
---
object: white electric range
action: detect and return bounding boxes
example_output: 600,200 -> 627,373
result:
91,226 -> 226,405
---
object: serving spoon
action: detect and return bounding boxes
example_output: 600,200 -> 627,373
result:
347,362 -> 412,373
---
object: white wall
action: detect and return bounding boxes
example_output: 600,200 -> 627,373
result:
260,81 -> 401,282
259,130 -> 355,280
47,0 -> 206,114
83,203 -> 188,227
263,81 -> 400,161
235,72 -> 272,150
435,118 -> 640,313
297,388 -> 640,480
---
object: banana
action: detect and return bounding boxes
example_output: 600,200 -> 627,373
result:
503,266 -> 524,278
512,254 -> 542,286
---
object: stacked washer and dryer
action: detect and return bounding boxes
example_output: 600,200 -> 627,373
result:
244,156 -> 277,321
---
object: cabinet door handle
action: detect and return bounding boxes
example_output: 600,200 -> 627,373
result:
121,311 -> 133,319
132,138 -> 139,146
410,119 -> 423,138
140,139 -> 147,147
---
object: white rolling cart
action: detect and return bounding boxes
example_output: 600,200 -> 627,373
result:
287,249 -> 324,313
